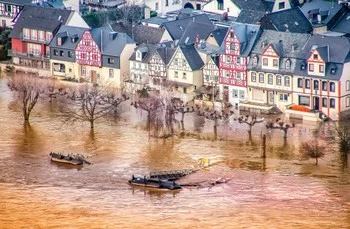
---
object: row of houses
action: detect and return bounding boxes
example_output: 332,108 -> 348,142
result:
7,1 -> 350,121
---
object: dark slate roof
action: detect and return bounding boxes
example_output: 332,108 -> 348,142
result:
259,8 -> 313,33
129,45 -> 156,63
231,22 -> 262,57
9,5 -> 72,38
50,25 -> 87,50
161,14 -> 212,40
91,26 -> 135,56
300,0 -> 344,26
232,0 -> 267,12
263,0 -> 274,12
178,21 -> 215,46
180,45 -> 204,70
156,46 -> 176,65
330,11 -> 350,35
1,0 -> 32,5
207,27 -> 228,46
236,9 -> 266,24
293,59 -> 344,80
111,22 -> 164,45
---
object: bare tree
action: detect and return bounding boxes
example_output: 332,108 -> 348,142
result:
300,140 -> 326,165
236,115 -> 264,139
174,101 -> 196,130
196,107 -> 234,140
266,118 -> 295,139
334,121 -> 350,160
65,83 -> 128,129
7,73 -> 61,122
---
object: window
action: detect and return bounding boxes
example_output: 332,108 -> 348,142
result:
230,32 -> 234,38
259,73 -> 264,83
38,31 -> 44,41
182,72 -> 186,79
305,79 -> 310,89
226,56 -> 231,63
236,57 -> 241,64
53,49 -> 58,56
276,75 -> 281,85
166,0 -> 169,6
319,65 -> 324,73
68,51 -> 73,58
59,50 -> 64,56
57,37 -> 62,46
46,32 -> 52,42
93,54 -> 98,61
285,76 -> 290,87
155,2 -> 159,10
108,58 -> 114,64
322,98 -> 327,107
251,72 -> 256,82
31,29 -> 37,40
297,78 -> 303,88
263,58 -> 268,66
309,63 -> 314,72
347,80 -> 350,91
279,93 -> 288,102
313,54 -> 318,60
217,0 -> 224,10
174,71 -> 178,78
6,4 -> 11,12
239,90 -> 245,99
330,98 -> 335,108
183,88 -> 187,94
273,59 -> 278,67
230,43 -> 235,50
299,95 -> 310,106
23,28 -> 30,39
285,60 -> 290,69
81,66 -> 86,76
347,97 -> 350,107
253,56 -> 258,65
314,80 -> 319,90
322,81 -> 327,91
236,72 -> 241,79
330,82 -> 335,92
279,2 -> 285,9
268,74 -> 273,84
109,69 -> 114,78
28,43 -> 41,56
232,89 -> 238,98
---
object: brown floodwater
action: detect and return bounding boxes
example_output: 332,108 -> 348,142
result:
0,74 -> 349,228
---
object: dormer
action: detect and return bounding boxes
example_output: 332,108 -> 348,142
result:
261,44 -> 280,70
71,34 -> 78,43
285,58 -> 291,70
136,47 -> 148,62
330,64 -> 337,75
307,46 -> 327,76
136,50 -> 142,61
300,60 -> 306,70
253,55 -> 258,65
272,0 -> 292,12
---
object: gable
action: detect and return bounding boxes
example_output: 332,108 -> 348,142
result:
307,49 -> 325,63
262,44 -> 279,57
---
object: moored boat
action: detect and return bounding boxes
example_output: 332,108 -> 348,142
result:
128,175 -> 182,190
49,152 -> 88,165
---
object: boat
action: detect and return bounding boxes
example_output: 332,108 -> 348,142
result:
128,175 -> 182,190
49,152 -> 89,165
149,169 -> 195,181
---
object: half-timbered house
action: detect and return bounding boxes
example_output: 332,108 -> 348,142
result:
0,0 -> 31,27
219,23 -> 261,107
167,44 -> 204,102
201,55 -> 220,102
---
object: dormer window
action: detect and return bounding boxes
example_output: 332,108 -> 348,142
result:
331,67 -> 336,74
230,31 -> 234,38
313,54 -> 318,60
285,59 -> 291,69
279,2 -> 285,9
253,56 -> 258,65
301,62 -> 306,70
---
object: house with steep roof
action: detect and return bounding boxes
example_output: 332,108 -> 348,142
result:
219,22 -> 262,107
299,0 -> 347,34
270,0 -> 301,12
9,5 -> 88,76
0,0 -> 32,27
205,27 -> 228,47
245,30 -> 311,114
259,7 -> 313,33
159,14 -> 213,45
202,0 -> 268,18
200,55 -> 220,103
290,35 -> 350,120
167,44 -> 204,102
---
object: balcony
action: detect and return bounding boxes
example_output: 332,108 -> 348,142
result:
8,49 -> 50,60
285,104 -> 321,122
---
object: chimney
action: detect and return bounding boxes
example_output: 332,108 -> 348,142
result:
195,34 -> 200,47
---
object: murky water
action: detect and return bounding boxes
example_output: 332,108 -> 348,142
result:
0,74 -> 349,228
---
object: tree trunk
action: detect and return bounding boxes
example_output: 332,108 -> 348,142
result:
214,118 -> 218,140
315,157 -> 318,165
181,112 -> 185,130
147,111 -> 150,140
90,120 -> 94,129
283,129 -> 288,138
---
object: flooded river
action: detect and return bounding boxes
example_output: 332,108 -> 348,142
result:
0,74 -> 349,228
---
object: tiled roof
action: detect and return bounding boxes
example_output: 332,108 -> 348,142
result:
259,8 -> 313,33
9,5 -> 72,38
178,21 -> 215,46
231,22 -> 262,57
161,14 -> 212,41
207,27 -> 228,47
236,9 -> 266,24
156,46 -> 176,65
330,11 -> 350,35
232,0 -> 267,12
0,0 -> 32,5
50,25 -> 87,50
129,45 -> 156,63
180,44 -> 204,71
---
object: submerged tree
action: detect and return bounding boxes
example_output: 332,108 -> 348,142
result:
237,115 -> 264,139
7,73 -> 61,122
300,140 -> 326,165
65,83 -> 128,129
174,101 -> 196,130
266,118 -> 295,139
334,121 -> 350,160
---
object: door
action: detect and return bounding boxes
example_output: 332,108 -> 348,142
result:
313,96 -> 319,111
91,70 -> 97,84
267,91 -> 274,105
223,86 -> 229,103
